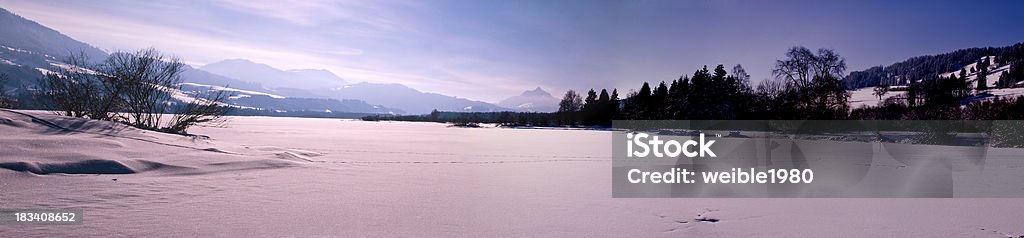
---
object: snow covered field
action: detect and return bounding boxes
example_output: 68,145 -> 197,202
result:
2,110 -> 1023,237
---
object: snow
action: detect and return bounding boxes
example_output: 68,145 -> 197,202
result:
0,57 -> 19,66
2,110 -> 1023,237
179,82 -> 286,99
986,87 -> 1024,98
47,60 -> 100,75
34,67 -> 56,76
848,86 -> 906,108
228,94 -> 251,100
939,56 -> 1011,89
0,45 -> 30,54
516,102 -> 535,108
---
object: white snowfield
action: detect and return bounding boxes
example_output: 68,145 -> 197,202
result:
849,86 -> 907,109
1,109 -> 1023,237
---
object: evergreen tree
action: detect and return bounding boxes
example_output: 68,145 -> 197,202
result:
610,89 -> 620,120
584,89 -> 597,110
999,71 -> 1010,88
652,81 -> 668,118
638,82 -> 652,98
978,58 -> 989,91
597,89 -> 613,126
634,82 -> 652,119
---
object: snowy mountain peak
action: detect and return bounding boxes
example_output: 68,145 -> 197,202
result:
520,87 -> 552,97
498,87 -> 559,112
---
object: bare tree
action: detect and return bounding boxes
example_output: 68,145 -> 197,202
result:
772,47 -> 816,89
97,48 -> 186,130
38,53 -> 113,119
38,48 -> 230,134
771,46 -> 850,118
164,89 -> 231,134
756,77 -> 788,100
772,47 -> 847,90
731,64 -> 751,88
812,48 -> 846,80
558,90 -> 583,113
873,85 -> 888,100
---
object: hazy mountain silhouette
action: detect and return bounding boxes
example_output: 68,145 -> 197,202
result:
321,82 -> 508,114
201,59 -> 348,90
201,58 -> 509,114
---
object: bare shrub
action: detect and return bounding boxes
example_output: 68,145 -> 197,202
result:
37,53 -> 113,119
163,89 -> 231,134
38,48 -> 230,134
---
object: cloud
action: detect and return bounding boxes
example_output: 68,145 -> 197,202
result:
325,48 -> 364,56
211,0 -> 414,31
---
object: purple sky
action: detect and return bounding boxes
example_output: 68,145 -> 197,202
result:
3,0 -> 1023,102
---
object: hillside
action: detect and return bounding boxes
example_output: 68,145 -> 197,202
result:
843,42 -> 1024,88
0,8 -> 106,61
849,55 -> 1023,108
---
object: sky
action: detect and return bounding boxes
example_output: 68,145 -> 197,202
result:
2,0 -> 1023,102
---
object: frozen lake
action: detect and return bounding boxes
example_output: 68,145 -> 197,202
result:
2,111 -> 1023,237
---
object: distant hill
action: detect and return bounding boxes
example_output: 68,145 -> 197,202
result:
497,87 -> 559,112
844,42 -> 1024,88
319,82 -> 509,114
200,59 -> 348,90
0,7 -> 109,92
0,8 -> 106,61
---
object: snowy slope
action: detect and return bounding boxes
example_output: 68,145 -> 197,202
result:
851,56 -> 1022,108
938,56 -> 1011,89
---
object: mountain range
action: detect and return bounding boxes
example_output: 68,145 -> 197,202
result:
200,59 -> 348,91
198,59 -> 512,114
0,7 -> 522,115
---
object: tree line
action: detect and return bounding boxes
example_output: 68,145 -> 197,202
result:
367,45 -> 1024,126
